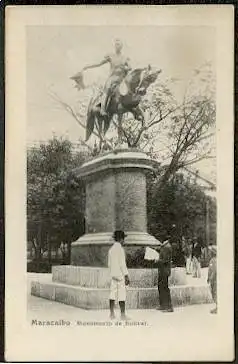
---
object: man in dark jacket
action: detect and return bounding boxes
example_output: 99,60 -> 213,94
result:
156,238 -> 173,312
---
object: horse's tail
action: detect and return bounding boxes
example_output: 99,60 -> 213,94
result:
85,98 -> 95,141
101,96 -> 112,135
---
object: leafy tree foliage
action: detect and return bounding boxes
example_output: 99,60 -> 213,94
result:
147,171 -> 216,246
27,137 -> 88,264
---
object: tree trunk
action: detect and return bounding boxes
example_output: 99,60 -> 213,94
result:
55,246 -> 58,260
48,240 -> 52,265
117,115 -> 123,146
67,241 -> 71,265
155,154 -> 182,192
35,245 -> 41,272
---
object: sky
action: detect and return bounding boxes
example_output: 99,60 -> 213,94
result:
26,25 -> 216,182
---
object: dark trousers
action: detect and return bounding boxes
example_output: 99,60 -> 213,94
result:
158,273 -> 172,309
210,280 -> 217,304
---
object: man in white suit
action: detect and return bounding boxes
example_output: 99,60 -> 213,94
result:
108,230 -> 130,320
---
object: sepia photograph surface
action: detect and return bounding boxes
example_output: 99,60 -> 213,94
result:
5,5 -> 234,362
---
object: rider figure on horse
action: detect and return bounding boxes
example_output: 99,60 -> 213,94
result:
81,39 -> 131,116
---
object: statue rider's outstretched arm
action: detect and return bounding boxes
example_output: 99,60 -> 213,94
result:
83,55 -> 110,71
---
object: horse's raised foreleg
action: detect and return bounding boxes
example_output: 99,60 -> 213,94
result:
94,116 -> 104,152
117,114 -> 124,146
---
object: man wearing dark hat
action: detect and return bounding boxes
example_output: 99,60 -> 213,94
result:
108,230 -> 130,320
156,237 -> 174,312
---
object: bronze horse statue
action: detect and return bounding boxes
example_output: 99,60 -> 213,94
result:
72,66 -> 161,144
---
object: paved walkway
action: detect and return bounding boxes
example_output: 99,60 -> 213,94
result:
26,272 -> 224,362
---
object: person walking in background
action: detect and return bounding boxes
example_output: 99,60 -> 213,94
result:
108,230 -> 130,321
207,245 -> 217,314
192,236 -> 202,278
156,237 -> 173,312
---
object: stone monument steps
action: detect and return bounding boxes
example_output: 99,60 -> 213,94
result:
51,266 -> 188,288
31,273 -> 212,310
31,266 -> 212,309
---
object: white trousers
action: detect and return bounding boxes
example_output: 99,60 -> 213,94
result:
109,278 -> 126,302
186,256 -> 192,274
192,257 -> 201,278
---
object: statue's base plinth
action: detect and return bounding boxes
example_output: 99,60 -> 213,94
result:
71,232 -> 161,267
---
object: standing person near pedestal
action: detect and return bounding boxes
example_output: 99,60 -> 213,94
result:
192,236 -> 202,278
207,245 -> 217,314
108,230 -> 130,320
156,237 -> 174,312
183,237 -> 193,275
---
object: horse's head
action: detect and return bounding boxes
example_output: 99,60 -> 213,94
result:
70,71 -> 85,91
136,65 -> 161,95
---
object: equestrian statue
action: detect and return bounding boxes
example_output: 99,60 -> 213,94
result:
70,39 -> 161,145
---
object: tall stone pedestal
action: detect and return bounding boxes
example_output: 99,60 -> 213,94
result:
31,149 -> 213,309
71,149 -> 161,267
